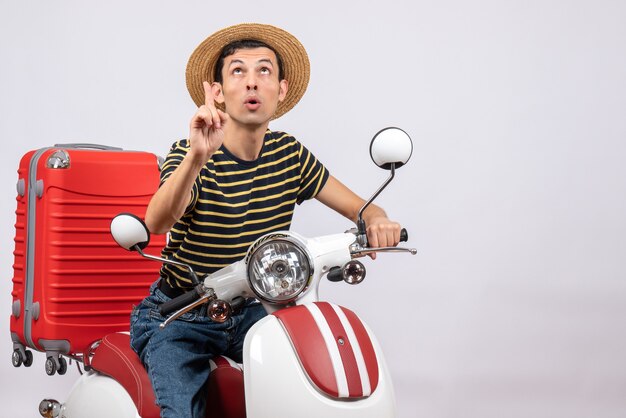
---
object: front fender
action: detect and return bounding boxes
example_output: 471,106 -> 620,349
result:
243,302 -> 395,418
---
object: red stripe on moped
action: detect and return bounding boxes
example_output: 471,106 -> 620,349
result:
274,305 -> 339,397
273,302 -> 379,398
314,302 -> 363,397
341,306 -> 379,393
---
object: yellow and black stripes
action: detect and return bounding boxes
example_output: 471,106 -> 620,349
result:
158,130 -> 329,290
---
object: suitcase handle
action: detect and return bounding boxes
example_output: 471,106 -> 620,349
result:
53,143 -> 123,151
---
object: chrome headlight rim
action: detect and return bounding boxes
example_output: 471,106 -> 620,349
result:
246,233 -> 313,304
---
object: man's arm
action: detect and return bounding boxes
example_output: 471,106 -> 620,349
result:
315,175 -> 401,255
146,81 -> 227,234
145,155 -> 205,234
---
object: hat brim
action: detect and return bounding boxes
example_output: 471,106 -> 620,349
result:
185,23 -> 310,120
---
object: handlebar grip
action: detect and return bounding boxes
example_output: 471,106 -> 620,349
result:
400,228 -> 409,242
159,286 -> 202,317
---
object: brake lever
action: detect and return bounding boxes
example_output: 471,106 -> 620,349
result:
350,246 -> 417,256
159,289 -> 216,329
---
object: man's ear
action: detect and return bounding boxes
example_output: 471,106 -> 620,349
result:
278,79 -> 289,102
211,82 -> 224,104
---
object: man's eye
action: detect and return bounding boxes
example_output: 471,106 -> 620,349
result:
233,68 -> 243,75
260,67 -> 270,74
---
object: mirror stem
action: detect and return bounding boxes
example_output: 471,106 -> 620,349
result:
356,163 -> 396,244
133,245 -> 200,285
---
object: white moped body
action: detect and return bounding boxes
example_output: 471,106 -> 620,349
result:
60,371 -> 140,418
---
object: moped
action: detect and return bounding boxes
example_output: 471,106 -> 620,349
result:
37,127 -> 416,418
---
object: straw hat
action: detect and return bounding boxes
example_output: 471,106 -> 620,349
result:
185,23 -> 310,120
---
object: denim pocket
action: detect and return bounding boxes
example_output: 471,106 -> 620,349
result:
129,304 -> 151,355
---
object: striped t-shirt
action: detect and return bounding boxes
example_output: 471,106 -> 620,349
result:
159,130 -> 329,289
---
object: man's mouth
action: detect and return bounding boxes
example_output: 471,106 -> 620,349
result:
244,97 -> 261,110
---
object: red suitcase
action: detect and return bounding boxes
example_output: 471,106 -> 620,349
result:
9,144 -> 166,375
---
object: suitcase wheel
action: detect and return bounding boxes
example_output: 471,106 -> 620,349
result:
45,357 -> 55,375
58,357 -> 67,375
23,350 -> 33,367
12,349 -> 23,367
45,356 -> 67,376
12,349 -> 32,368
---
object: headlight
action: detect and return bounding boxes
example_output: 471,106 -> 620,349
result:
246,235 -> 312,303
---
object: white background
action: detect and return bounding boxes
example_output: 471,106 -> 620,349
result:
1,1 -> 626,417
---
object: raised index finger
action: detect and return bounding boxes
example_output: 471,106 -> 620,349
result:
202,81 -> 221,129
203,81 -> 213,108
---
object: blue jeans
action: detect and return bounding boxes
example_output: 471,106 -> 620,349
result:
129,281 -> 267,418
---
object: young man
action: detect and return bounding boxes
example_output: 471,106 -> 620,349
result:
130,23 -> 402,418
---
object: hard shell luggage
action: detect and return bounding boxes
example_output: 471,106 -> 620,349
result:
9,144 -> 166,375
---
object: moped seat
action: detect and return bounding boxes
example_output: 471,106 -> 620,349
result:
206,356 -> 246,418
91,332 -> 245,418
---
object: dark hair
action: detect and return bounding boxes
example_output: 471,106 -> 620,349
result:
213,39 -> 285,84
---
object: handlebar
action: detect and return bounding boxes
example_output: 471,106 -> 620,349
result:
159,228 -> 412,317
360,227 -> 408,245
350,227 -> 416,258
159,285 -> 204,317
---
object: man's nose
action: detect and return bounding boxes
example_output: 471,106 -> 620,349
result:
246,74 -> 258,90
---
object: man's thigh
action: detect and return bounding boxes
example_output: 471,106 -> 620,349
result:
130,291 -> 232,418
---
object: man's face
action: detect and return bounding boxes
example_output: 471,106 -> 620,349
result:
212,47 -> 288,127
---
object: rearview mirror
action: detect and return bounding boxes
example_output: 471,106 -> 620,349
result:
369,127 -> 413,170
110,213 -> 150,251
